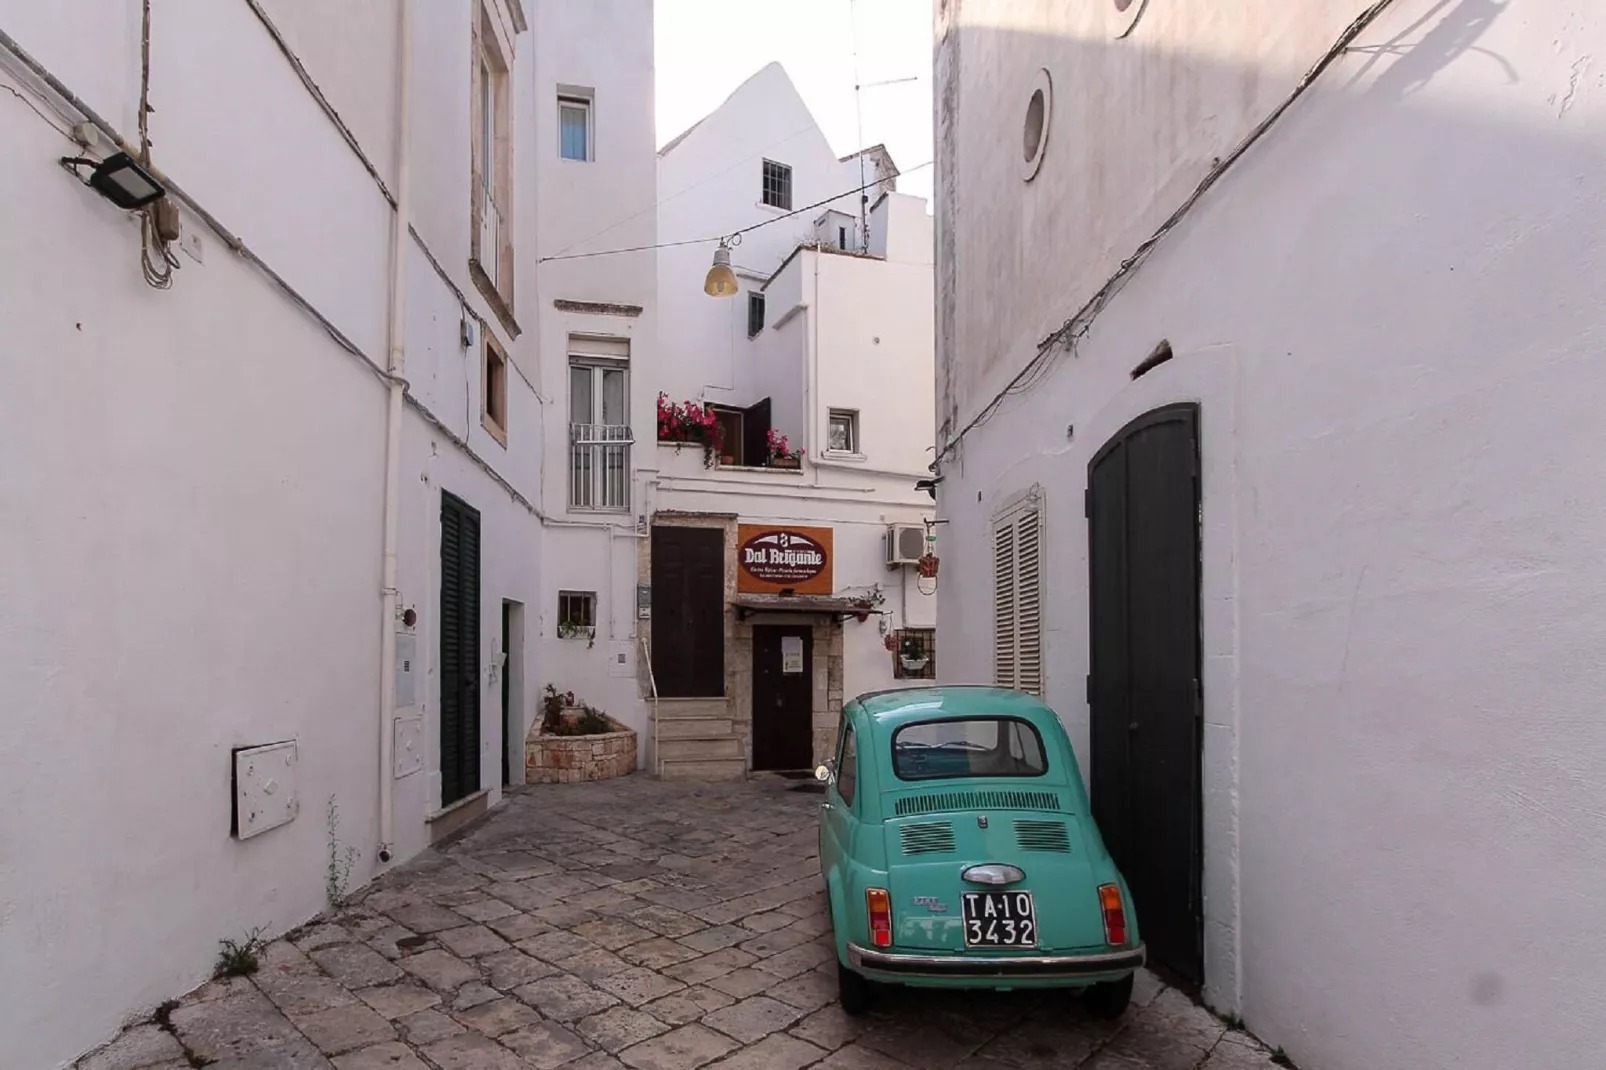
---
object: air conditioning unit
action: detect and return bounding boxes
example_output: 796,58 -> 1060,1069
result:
886,524 -> 926,568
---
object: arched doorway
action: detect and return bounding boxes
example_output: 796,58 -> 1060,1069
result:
1086,403 -> 1204,983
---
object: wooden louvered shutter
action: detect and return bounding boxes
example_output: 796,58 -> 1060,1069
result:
994,497 -> 1044,696
1016,508 -> 1043,696
993,517 -> 1017,688
439,492 -> 482,807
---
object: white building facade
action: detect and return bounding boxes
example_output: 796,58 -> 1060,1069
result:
0,1 -> 654,1065
934,3 -> 1606,1070
636,63 -> 939,778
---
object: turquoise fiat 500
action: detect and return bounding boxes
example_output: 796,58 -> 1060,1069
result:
816,686 -> 1144,1016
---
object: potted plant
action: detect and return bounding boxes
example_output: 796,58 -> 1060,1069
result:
899,633 -> 930,673
656,393 -> 723,469
766,429 -> 804,470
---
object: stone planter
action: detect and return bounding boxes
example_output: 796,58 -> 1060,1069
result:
526,723 -> 638,783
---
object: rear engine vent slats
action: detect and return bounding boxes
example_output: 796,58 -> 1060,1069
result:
900,822 -> 957,855
894,791 -> 1063,818
1014,819 -> 1072,853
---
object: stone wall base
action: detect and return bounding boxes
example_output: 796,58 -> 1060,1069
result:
526,728 -> 638,783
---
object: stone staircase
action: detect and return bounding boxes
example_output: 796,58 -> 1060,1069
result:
655,697 -> 747,780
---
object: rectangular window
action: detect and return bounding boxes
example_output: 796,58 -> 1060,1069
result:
559,95 -> 591,161
568,338 -> 631,511
827,409 -> 858,454
471,5 -> 513,305
558,591 -> 596,636
482,336 -> 508,446
893,628 -> 937,681
761,159 -> 792,209
892,718 -> 1048,781
711,407 -> 743,466
747,292 -> 766,338
993,501 -> 1043,695
836,726 -> 858,807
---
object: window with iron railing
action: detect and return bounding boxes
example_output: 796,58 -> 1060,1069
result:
569,356 -> 631,511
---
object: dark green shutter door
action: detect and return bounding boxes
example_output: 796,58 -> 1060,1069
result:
440,491 -> 482,806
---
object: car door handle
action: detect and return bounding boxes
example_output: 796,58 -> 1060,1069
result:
820,802 -> 834,812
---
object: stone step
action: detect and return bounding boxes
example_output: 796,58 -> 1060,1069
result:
655,697 -> 730,719
659,756 -> 748,781
658,717 -> 735,739
659,736 -> 743,762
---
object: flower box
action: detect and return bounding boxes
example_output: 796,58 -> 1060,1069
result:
769,455 -> 802,470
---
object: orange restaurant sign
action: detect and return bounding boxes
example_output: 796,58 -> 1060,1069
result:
736,524 -> 834,595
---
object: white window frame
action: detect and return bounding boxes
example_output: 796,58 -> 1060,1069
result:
568,339 -> 632,512
761,159 -> 793,210
558,91 -> 593,162
558,590 -> 596,639
826,408 -> 860,456
471,3 -> 514,305
993,490 -> 1044,696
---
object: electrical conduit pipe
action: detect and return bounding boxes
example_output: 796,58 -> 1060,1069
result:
376,0 -> 412,865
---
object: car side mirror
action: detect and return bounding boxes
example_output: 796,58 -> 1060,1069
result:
815,760 -> 835,783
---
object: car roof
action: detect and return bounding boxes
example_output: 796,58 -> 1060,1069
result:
847,685 -> 1060,731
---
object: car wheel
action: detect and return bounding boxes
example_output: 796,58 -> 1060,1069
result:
837,960 -> 873,1016
1083,973 -> 1134,1019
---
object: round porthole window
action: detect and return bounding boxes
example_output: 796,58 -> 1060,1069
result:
1114,0 -> 1150,38
1021,68 -> 1052,182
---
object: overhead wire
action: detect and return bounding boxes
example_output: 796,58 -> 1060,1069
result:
536,159 -> 933,265
937,0 -> 1402,461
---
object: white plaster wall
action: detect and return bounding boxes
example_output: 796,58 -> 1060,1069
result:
0,84 -> 385,1070
656,62 -> 861,407
525,0 -> 660,758
0,1 -> 557,1063
813,250 -> 936,479
935,2 -> 1606,1067
933,0 -> 1376,443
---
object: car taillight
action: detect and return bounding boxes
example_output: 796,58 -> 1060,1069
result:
866,888 -> 893,948
1098,883 -> 1127,946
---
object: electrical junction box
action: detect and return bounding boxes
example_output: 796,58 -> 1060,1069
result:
394,716 -> 424,778
396,632 -> 417,708
232,740 -> 299,840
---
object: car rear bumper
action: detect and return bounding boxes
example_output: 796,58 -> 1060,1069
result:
847,942 -> 1145,981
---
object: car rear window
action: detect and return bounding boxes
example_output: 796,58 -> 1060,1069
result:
891,717 -> 1048,781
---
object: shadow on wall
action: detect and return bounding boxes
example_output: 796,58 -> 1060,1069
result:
938,2 -> 1606,1070
934,0 -> 1532,435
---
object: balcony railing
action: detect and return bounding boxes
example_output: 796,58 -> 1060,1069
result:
477,178 -> 504,294
570,423 -> 633,511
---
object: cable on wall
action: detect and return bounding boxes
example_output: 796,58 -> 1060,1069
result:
536,160 -> 933,265
137,0 -> 181,290
936,0 -> 1401,462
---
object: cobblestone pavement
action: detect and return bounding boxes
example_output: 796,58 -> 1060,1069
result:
80,775 -> 1282,1070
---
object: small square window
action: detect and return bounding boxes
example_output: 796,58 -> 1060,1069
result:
827,409 -> 858,454
558,591 -> 595,637
762,159 -> 792,209
559,95 -> 591,161
747,292 -> 766,338
894,628 -> 937,680
482,337 -> 508,446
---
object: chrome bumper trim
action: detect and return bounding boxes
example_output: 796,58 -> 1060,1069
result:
847,943 -> 1145,979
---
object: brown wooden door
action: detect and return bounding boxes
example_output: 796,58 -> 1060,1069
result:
651,527 -> 725,697
752,625 -> 814,770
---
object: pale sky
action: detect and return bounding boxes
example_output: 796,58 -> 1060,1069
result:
654,0 -> 936,205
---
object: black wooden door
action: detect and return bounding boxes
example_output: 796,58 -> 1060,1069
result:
651,527 -> 725,697
752,625 -> 813,770
1087,403 -> 1203,984
440,491 -> 482,807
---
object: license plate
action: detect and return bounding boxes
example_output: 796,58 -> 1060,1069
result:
961,891 -> 1037,947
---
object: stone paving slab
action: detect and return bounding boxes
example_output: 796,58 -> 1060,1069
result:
73,775 -> 1285,1070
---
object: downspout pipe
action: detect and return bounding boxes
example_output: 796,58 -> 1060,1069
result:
377,0 -> 413,865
